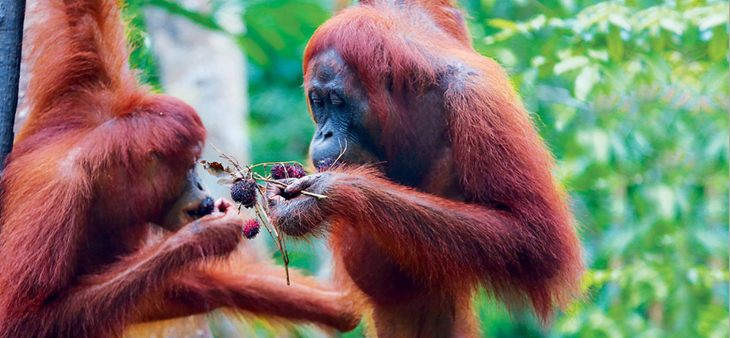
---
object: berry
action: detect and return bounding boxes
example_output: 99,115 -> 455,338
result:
189,196 -> 215,219
270,163 -> 307,179
270,164 -> 288,180
231,178 -> 257,208
242,219 -> 261,239
286,163 -> 306,179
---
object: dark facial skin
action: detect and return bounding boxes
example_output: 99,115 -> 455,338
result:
269,48 -> 459,236
162,168 -> 215,231
307,50 -> 382,171
306,49 -> 453,191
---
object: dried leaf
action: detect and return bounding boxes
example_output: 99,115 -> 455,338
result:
202,161 -> 232,178
217,177 -> 236,186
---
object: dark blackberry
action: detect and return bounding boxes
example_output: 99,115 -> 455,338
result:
188,196 -> 215,219
231,178 -> 257,208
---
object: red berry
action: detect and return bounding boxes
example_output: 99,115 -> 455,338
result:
231,178 -> 257,208
270,163 -> 306,179
270,164 -> 288,180
242,219 -> 260,239
286,163 -> 306,179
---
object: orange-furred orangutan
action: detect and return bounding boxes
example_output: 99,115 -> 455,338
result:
267,0 -> 585,336
0,1 -> 359,337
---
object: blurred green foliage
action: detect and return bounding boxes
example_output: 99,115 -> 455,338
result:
466,1 -> 729,337
124,0 -> 729,336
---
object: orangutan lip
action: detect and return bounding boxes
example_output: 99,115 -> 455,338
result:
186,196 -> 215,219
315,157 -> 337,172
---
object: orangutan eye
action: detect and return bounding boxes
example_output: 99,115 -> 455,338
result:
330,92 -> 343,105
310,92 -> 323,106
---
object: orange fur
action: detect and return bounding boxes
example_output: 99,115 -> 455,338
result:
0,1 -> 358,337
272,0 -> 585,336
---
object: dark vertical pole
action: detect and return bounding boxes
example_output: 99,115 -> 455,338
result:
0,0 -> 26,176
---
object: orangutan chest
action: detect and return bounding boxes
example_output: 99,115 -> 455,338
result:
336,224 -> 428,305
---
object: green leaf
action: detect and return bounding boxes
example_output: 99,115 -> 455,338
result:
237,36 -> 269,65
698,13 -> 728,31
487,18 -> 518,30
659,17 -> 685,35
608,12 -> 632,31
608,25 -> 624,62
574,65 -> 600,100
708,26 -> 729,62
554,56 -> 590,74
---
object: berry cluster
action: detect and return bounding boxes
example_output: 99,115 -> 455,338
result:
270,163 -> 307,180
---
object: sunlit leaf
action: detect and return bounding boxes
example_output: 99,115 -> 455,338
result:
487,18 -> 518,30
554,56 -> 590,74
697,13 -> 728,31
574,65 -> 600,100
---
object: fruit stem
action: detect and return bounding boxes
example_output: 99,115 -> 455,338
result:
253,185 -> 291,285
253,174 -> 328,199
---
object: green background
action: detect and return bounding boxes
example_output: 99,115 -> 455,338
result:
124,0 -> 729,336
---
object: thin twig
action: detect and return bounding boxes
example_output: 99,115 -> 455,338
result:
201,148 -> 319,287
254,200 -> 290,285
254,183 -> 290,285
278,231 -> 290,285
254,188 -> 278,243
210,144 -> 244,172
332,138 -> 348,167
254,175 -> 328,199
255,207 -> 277,246
248,160 -> 306,171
